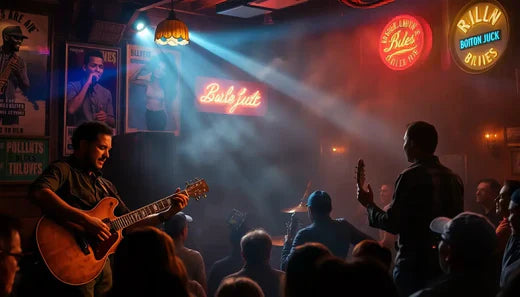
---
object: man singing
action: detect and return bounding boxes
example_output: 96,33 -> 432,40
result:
67,50 -> 115,128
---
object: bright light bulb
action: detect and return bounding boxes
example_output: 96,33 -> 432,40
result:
136,22 -> 145,32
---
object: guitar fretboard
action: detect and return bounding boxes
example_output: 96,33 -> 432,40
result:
109,196 -> 174,231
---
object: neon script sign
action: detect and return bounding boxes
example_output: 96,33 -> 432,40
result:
196,78 -> 267,116
379,15 -> 431,71
450,1 -> 509,73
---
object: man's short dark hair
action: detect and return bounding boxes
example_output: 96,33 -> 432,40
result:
240,229 -> 271,265
84,50 -> 104,66
478,178 -> 501,195
406,121 -> 438,154
0,214 -> 20,251
71,121 -> 112,150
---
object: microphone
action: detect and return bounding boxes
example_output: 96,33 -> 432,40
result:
88,76 -> 97,94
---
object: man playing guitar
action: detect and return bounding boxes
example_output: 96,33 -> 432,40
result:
25,121 -> 189,297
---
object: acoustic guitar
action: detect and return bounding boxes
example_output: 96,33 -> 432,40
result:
36,178 -> 209,286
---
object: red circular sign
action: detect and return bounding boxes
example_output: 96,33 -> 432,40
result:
379,15 -> 431,71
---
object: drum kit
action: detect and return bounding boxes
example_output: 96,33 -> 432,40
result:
272,181 -> 311,246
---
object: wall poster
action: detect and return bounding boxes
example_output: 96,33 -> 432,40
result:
0,10 -> 49,136
126,44 -> 181,135
64,43 -> 120,155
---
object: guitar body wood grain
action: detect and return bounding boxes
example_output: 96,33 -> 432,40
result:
36,197 -> 122,285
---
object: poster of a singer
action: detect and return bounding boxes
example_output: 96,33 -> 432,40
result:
0,10 -> 48,136
64,43 -> 119,155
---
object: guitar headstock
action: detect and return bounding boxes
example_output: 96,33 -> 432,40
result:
355,159 -> 365,189
185,178 -> 209,201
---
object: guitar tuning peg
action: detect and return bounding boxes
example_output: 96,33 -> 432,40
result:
204,194 -> 207,198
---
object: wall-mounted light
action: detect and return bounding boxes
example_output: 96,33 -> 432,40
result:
484,132 -> 500,150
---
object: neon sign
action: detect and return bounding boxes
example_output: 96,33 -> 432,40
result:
379,15 -> 432,71
449,1 -> 509,74
196,77 -> 267,116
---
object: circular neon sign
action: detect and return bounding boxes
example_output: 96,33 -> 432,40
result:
449,1 -> 510,74
379,15 -> 431,71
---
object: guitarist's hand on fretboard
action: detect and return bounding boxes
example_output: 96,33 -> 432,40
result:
160,188 -> 190,222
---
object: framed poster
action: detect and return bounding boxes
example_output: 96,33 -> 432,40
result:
64,43 -> 120,155
0,10 -> 49,136
506,127 -> 520,147
0,136 -> 49,183
126,44 -> 180,135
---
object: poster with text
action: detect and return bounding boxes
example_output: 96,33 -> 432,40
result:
0,10 -> 48,136
0,137 -> 48,182
126,44 -> 180,135
64,43 -> 120,155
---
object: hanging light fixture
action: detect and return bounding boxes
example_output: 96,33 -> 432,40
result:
154,0 -> 189,46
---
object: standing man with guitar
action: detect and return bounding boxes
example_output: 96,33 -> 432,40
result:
25,121 -> 189,297
357,121 -> 464,296
0,26 -> 30,126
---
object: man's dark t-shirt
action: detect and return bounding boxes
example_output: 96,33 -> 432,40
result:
30,156 -> 129,215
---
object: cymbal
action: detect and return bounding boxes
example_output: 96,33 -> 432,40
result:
282,202 -> 307,213
271,235 -> 285,247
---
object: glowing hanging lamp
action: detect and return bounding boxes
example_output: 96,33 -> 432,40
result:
154,0 -> 189,46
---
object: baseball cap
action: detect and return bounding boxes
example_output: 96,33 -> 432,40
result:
510,188 -> 520,208
165,212 -> 193,237
2,26 -> 28,39
306,190 -> 332,212
430,212 -> 497,259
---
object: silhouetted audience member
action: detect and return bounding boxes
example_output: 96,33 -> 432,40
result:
226,229 -> 284,297
316,256 -> 398,297
216,277 -> 264,297
281,190 -> 371,270
378,184 -> 397,257
477,178 -> 502,227
109,226 -> 191,297
165,212 -> 207,292
495,180 -> 520,253
0,215 -> 22,297
285,242 -> 331,297
352,239 -> 393,272
498,270 -> 520,297
357,121 -> 464,296
501,189 -> 520,287
411,212 -> 498,297
208,211 -> 247,297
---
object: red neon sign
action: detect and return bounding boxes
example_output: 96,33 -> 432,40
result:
379,15 -> 432,71
196,77 -> 267,116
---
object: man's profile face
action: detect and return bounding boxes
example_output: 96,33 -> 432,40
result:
509,203 -> 520,234
403,130 -> 414,162
3,34 -> 24,52
0,230 -> 21,296
83,56 -> 104,80
496,185 -> 510,217
80,134 -> 112,170
437,239 -> 450,273
476,182 -> 494,205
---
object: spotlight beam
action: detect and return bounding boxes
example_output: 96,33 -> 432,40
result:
191,32 -> 398,150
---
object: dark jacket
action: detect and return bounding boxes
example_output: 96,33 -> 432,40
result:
281,217 -> 371,270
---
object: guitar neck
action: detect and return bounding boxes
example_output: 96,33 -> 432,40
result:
109,191 -> 188,231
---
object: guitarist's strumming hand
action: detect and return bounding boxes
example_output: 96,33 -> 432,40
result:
357,183 -> 374,208
161,188 -> 190,222
82,215 -> 111,241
